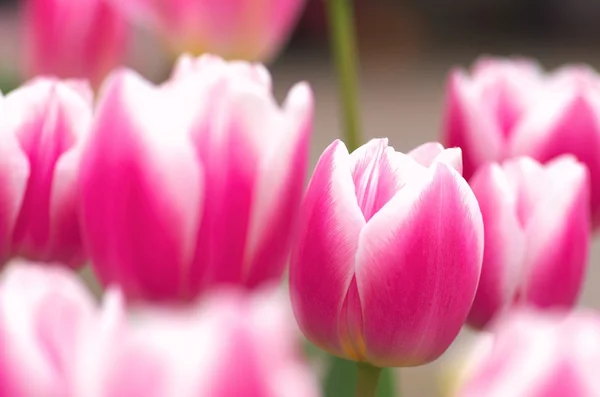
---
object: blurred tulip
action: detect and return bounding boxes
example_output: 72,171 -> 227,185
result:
110,0 -> 305,61
443,57 -> 544,180
444,58 -> 600,228
0,261 -> 96,397
289,138 -> 484,367
23,0 -> 128,88
456,310 -> 600,397
467,156 -> 590,330
74,287 -> 320,397
0,79 -> 91,268
79,55 -> 313,302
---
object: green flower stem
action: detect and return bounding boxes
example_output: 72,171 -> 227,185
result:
326,0 -> 362,151
356,362 -> 383,397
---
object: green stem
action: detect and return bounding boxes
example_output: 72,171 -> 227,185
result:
356,362 -> 382,397
326,0 -> 362,152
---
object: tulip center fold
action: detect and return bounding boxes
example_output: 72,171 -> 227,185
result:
483,80 -> 523,138
338,276 -> 366,361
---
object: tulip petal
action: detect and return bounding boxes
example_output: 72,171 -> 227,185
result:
290,140 -> 365,358
79,70 -> 202,302
468,163 -> 526,329
521,156 -> 590,308
407,142 -> 444,166
244,82 -> 313,287
356,163 -> 483,367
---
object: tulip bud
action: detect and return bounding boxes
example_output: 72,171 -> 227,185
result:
79,55 -> 313,302
0,261 -> 96,397
23,0 -> 128,88
467,156 -> 590,329
456,310 -> 600,397
289,138 -> 484,367
110,0 -> 305,62
443,56 -> 543,180
0,79 -> 91,268
73,287 -> 320,397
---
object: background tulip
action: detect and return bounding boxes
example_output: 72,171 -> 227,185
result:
0,261 -> 96,397
456,310 -> 600,397
23,0 -> 128,88
110,0 -> 305,62
290,138 -> 483,368
79,55 -> 313,302
73,287 -> 320,397
468,156 -> 590,329
0,78 -> 91,268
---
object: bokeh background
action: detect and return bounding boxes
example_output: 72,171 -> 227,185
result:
3,0 -> 600,395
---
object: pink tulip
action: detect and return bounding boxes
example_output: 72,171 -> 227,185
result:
109,0 -> 305,61
444,58 -> 600,228
79,55 -> 313,302
468,156 -> 590,330
73,288 -> 320,397
289,138 -> 484,367
456,310 -> 600,397
443,56 -> 544,180
0,261 -> 96,397
23,0 -> 128,87
0,78 -> 91,268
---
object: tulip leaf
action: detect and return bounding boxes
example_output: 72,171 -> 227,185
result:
324,355 -> 396,397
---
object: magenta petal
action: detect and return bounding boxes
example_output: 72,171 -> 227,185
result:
289,140 -> 365,358
356,163 -> 483,367
79,70 -> 202,302
521,157 -> 590,308
468,163 -> 526,329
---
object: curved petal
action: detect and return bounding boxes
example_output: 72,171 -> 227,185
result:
521,156 -> 590,308
79,70 -> 202,302
289,140 -> 365,358
467,163 -> 526,329
443,69 -> 504,180
356,163 -> 483,367
244,82 -> 314,287
407,142 -> 444,166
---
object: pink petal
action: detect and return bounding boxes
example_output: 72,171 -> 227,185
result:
356,163 -> 483,367
244,82 -> 314,288
501,157 -> 547,227
467,163 -> 526,329
289,140 -> 365,358
407,142 -> 444,166
79,70 -> 202,302
521,156 -> 590,308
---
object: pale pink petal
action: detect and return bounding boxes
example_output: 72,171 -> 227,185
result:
407,142 -> 444,166
244,82 -> 313,287
501,157 -> 546,227
356,163 -> 483,367
443,69 -> 504,180
467,163 -> 526,329
289,140 -> 365,358
521,157 -> 590,308
79,70 -> 202,302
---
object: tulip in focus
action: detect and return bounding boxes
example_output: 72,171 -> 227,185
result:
73,287 -> 320,397
456,310 -> 600,397
0,79 -> 91,268
468,156 -> 590,330
23,0 -> 128,87
79,54 -> 313,302
290,138 -> 484,367
0,261 -> 97,397
444,57 -> 600,227
111,0 -> 305,61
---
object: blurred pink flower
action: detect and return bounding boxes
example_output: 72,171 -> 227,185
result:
289,139 -> 484,367
0,78 -> 91,268
444,57 -> 600,228
0,261 -> 97,397
109,0 -> 305,61
23,0 -> 128,88
467,156 -> 590,330
79,54 -> 313,302
456,309 -> 600,397
73,287 -> 320,397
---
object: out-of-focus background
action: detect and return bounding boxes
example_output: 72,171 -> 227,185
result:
3,0 -> 600,395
